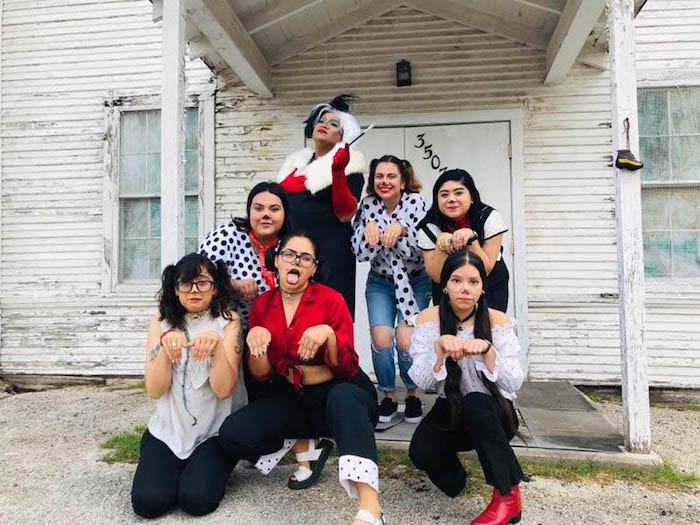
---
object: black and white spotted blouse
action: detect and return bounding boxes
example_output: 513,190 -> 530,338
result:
351,192 -> 427,320
198,221 -> 274,328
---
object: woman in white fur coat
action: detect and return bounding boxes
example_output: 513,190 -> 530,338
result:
277,95 -> 366,318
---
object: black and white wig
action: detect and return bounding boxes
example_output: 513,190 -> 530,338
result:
303,94 -> 362,145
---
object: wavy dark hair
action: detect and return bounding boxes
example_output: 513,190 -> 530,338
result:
418,169 -> 492,240
439,250 -> 519,437
264,231 -> 325,285
367,155 -> 422,196
232,181 -> 293,236
158,253 -> 237,331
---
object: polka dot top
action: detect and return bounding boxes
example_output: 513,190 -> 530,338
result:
199,221 -> 275,328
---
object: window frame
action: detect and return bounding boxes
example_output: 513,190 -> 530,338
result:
637,84 -> 700,294
102,94 -> 215,294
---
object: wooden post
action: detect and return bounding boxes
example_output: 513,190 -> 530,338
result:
160,0 -> 186,269
608,0 -> 651,453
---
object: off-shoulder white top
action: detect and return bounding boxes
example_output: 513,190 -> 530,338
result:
407,318 -> 524,401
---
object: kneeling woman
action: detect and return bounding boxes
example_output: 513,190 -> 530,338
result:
408,251 -> 525,525
131,253 -> 247,518
218,234 -> 384,525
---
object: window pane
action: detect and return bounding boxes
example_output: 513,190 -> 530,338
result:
186,109 -> 199,150
120,111 -> 147,154
121,239 -> 149,280
641,187 -> 670,231
147,153 -> 161,193
670,136 -> 700,181
638,89 -> 667,137
121,199 -> 148,238
640,136 -> 669,182
120,154 -> 149,194
185,195 -> 198,238
185,150 -> 199,192
149,239 -> 161,280
643,233 -> 672,278
671,187 -> 700,231
670,87 -> 700,135
146,109 -> 161,153
149,198 -> 161,238
672,233 -> 700,278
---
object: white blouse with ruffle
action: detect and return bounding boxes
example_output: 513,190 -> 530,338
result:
407,318 -> 524,400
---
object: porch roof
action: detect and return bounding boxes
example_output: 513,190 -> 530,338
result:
152,0 -> 648,97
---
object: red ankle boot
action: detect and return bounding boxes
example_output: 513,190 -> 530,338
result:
470,485 -> 521,525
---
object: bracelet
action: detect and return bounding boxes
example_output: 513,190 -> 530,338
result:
467,234 -> 479,246
160,328 -> 175,345
482,342 -> 493,354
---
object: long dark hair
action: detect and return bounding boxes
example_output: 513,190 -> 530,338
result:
419,169 -> 491,239
439,251 -> 519,437
232,181 -> 293,236
367,155 -> 422,196
264,231 -> 325,285
158,253 -> 237,331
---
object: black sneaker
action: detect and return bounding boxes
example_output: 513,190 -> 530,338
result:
404,395 -> 423,423
378,397 -> 399,423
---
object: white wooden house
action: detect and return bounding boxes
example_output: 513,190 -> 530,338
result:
1,0 -> 699,451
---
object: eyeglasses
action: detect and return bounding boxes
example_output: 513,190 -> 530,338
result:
278,249 -> 317,268
176,280 -> 214,293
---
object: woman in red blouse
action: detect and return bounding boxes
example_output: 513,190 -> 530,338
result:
218,233 -> 384,525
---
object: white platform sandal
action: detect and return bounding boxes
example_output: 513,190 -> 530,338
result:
354,509 -> 385,525
287,438 -> 334,490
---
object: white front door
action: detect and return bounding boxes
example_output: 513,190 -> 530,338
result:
354,121 -> 515,377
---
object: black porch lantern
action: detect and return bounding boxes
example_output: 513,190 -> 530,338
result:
396,59 -> 412,87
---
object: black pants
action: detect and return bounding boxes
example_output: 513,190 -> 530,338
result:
131,430 -> 236,518
218,370 -> 379,465
409,393 -> 524,497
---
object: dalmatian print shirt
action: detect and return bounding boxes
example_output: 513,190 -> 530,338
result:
199,221 -> 275,328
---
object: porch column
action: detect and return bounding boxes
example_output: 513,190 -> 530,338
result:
608,0 -> 651,453
160,0 -> 187,268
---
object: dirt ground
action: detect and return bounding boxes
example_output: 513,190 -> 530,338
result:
0,385 -> 698,524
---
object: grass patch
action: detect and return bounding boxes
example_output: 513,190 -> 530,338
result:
126,380 -> 147,395
376,446 -> 699,494
100,424 -> 146,464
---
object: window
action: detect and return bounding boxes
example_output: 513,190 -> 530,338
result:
118,108 -> 200,281
638,87 -> 700,280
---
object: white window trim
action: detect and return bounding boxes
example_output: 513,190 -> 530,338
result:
637,85 -> 700,296
101,94 -> 215,295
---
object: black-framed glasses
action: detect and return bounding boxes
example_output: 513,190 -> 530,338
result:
176,280 -> 214,293
278,249 -> 317,268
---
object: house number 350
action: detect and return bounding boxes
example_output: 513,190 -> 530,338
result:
415,133 -> 448,173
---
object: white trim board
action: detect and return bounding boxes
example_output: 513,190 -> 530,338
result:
357,109 -> 530,369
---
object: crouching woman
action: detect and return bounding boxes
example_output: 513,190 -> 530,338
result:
407,251 -> 525,525
217,233 -> 385,525
131,253 -> 247,518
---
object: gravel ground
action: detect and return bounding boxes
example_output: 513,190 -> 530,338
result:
596,401 -> 700,476
0,386 -> 698,525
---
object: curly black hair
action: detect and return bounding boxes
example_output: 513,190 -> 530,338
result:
157,253 -> 238,331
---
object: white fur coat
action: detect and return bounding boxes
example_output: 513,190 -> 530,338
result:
276,142 -> 366,195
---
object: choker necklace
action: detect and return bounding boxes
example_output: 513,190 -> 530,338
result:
281,288 -> 305,301
186,310 -> 208,321
458,308 -> 477,323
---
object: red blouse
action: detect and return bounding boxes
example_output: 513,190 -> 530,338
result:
248,282 -> 359,385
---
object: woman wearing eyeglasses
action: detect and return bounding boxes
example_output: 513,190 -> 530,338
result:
218,233 -> 385,525
131,253 -> 246,518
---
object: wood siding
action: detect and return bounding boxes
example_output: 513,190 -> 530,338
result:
633,0 -> 700,387
0,0 -> 211,375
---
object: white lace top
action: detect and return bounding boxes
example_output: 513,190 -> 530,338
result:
148,313 -> 248,459
407,318 -> 524,400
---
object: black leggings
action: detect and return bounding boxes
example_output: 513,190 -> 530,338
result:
131,430 -> 236,518
409,393 -> 523,497
218,371 -> 379,467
